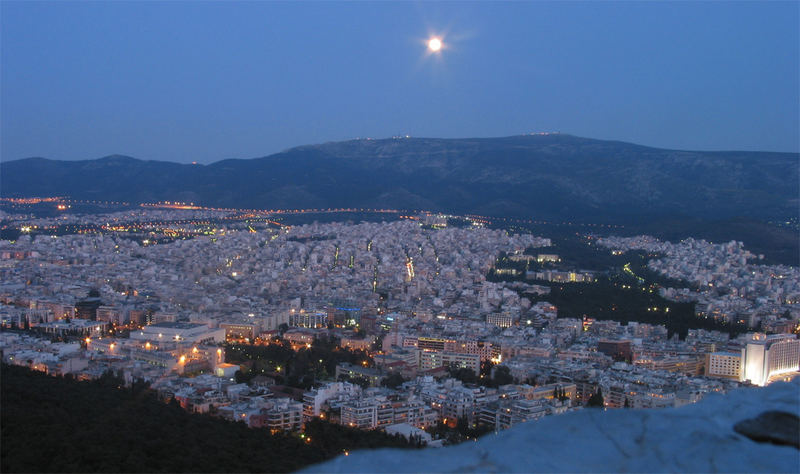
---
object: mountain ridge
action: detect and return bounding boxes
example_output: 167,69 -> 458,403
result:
2,134 -> 797,222
6,133 -> 788,165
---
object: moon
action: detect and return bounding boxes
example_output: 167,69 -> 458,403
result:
427,37 -> 443,52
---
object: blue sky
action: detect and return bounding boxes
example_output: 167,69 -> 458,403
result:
2,1 -> 798,163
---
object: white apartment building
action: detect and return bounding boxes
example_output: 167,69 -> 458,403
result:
742,333 -> 800,386
705,352 -> 742,380
302,381 -> 361,419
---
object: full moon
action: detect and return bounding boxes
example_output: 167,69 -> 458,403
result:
427,37 -> 442,52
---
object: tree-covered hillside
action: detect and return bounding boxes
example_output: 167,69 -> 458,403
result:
0,365 -> 416,473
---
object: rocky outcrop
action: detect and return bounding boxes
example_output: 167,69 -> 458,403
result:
305,380 -> 800,473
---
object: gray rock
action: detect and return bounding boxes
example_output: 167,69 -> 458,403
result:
734,411 -> 800,449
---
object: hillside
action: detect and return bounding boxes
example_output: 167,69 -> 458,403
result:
0,365 -> 417,473
1,135 -> 797,222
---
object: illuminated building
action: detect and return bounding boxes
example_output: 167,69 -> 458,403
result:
215,363 -> 239,378
536,254 -> 560,263
130,321 -> 225,344
339,335 -> 374,351
327,299 -> 361,327
705,352 -> 742,380
486,312 -> 514,328
741,333 -> 800,386
289,310 -> 327,328
38,318 -> 108,336
220,323 -> 256,341
418,351 -> 480,375
416,337 -> 452,352
283,329 -> 315,348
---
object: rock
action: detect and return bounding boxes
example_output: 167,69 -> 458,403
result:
734,411 -> 800,449
305,380 -> 800,473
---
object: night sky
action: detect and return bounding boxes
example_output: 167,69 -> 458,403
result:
1,1 -> 797,163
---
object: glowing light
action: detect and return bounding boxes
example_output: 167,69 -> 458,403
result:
428,37 -> 442,52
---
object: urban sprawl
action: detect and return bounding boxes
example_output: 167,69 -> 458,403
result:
1,205 -> 798,445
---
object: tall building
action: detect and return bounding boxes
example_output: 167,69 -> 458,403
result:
741,333 -> 800,386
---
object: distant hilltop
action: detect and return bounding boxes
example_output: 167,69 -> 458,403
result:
1,134 -> 797,222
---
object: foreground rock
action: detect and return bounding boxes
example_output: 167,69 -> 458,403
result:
734,411 -> 800,449
305,379 -> 800,473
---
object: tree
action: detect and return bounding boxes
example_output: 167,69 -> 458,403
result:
492,366 -> 514,387
623,397 -> 631,408
234,370 -> 253,384
449,367 -> 478,385
278,323 -> 289,336
380,373 -> 406,389
480,360 -> 494,379
337,373 -> 370,389
587,388 -> 604,408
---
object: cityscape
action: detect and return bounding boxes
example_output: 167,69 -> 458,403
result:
1,1 -> 798,472
1,201 -> 798,460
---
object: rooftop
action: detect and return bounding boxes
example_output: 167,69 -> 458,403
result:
147,322 -> 206,330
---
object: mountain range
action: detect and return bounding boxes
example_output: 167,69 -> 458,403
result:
2,134 -> 797,222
